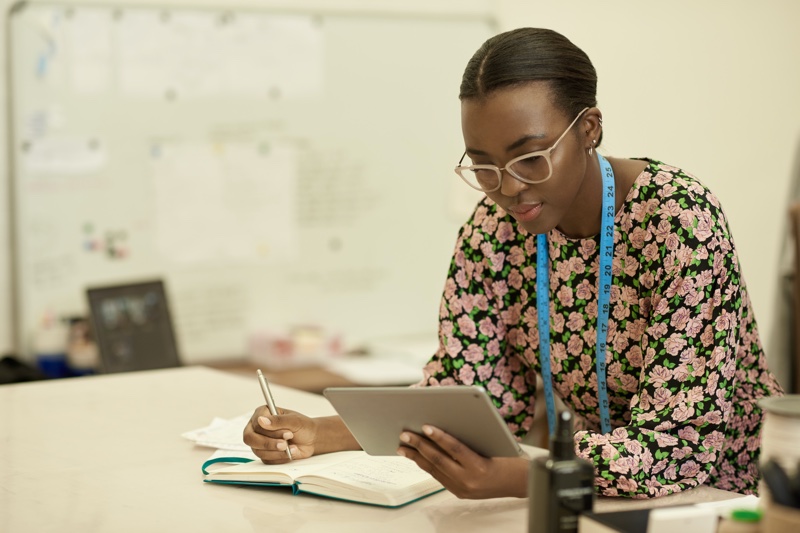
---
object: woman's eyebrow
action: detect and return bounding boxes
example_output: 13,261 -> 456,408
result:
505,133 -> 547,152
465,133 -> 547,157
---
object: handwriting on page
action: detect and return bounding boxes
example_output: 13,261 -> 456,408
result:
224,451 -> 364,478
317,456 -> 437,489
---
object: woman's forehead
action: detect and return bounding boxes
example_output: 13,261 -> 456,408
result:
463,82 -> 563,118
460,84 -> 565,147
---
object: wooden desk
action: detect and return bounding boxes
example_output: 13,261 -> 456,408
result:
0,367 -> 743,532
206,359 -> 357,394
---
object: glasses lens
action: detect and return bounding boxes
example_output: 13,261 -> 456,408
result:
508,154 -> 552,183
456,166 -> 500,191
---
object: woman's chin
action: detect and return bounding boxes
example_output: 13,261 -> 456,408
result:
515,216 -> 555,236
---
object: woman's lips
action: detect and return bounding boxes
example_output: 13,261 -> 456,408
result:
509,203 -> 543,222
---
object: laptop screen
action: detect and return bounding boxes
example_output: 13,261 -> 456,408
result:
86,280 -> 182,373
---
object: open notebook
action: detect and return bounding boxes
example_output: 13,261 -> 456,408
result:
202,450 -> 444,508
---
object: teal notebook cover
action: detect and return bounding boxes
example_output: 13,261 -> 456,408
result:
201,454 -> 444,508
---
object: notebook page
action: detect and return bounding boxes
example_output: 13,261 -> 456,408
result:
301,455 -> 442,491
205,450 -> 366,483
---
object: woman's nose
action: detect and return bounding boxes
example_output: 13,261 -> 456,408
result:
499,170 -> 529,197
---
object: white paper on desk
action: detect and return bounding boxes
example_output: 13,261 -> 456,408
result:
182,413 -> 252,451
324,335 -> 436,386
323,357 -> 424,386
646,495 -> 761,533
694,494 -> 760,516
648,506 -> 717,533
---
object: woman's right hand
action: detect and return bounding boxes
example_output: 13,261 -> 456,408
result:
243,406 -> 321,463
243,408 -> 360,463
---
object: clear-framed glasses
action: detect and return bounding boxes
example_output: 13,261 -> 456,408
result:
454,107 -> 590,192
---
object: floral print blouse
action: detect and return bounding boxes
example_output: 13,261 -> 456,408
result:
419,159 -> 783,498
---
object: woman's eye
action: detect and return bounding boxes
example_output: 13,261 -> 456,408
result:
514,155 -> 545,170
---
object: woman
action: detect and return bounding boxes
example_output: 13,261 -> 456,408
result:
243,27 -> 783,499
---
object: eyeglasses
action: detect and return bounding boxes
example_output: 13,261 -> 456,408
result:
454,107 -> 589,192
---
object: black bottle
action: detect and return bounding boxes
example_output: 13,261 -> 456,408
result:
528,411 -> 595,533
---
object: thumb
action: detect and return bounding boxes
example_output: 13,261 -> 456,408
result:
259,409 -> 305,432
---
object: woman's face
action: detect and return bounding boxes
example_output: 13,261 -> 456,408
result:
460,82 -> 594,236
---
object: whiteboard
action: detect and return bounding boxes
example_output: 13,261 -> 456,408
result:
8,3 -> 493,362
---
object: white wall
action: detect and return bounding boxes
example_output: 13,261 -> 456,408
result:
2,0 -> 799,387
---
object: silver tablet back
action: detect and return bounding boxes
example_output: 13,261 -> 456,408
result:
323,386 -> 523,457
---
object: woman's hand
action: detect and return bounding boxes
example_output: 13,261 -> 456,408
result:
243,408 -> 360,463
397,425 -> 529,499
243,406 -> 317,463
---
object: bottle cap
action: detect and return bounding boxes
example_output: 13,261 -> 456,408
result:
551,410 -> 575,460
730,509 -> 762,522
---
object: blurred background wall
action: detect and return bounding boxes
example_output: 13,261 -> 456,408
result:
1,0 -> 798,388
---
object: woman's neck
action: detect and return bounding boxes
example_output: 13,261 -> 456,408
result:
555,156 -> 605,239
555,156 -> 646,239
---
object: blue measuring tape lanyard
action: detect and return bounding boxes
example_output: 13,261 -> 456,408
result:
537,152 -> 614,436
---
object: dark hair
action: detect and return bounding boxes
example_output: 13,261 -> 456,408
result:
460,28 -> 601,143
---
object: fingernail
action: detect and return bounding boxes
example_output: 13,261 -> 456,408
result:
258,416 -> 271,427
423,425 -> 433,436
397,449 -> 406,457
283,432 -> 293,440
276,441 -> 287,450
399,433 -> 410,443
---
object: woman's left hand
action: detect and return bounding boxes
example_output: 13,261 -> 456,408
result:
397,425 -> 529,499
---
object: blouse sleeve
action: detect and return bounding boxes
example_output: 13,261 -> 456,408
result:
574,193 -> 750,498
418,200 -> 539,438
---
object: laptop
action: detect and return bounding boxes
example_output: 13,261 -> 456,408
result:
86,280 -> 182,373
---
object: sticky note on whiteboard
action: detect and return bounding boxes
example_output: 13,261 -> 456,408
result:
22,137 -> 107,175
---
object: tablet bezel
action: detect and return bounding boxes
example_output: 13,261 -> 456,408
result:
323,385 -> 524,458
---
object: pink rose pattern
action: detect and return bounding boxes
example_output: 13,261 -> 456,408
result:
419,160 -> 783,498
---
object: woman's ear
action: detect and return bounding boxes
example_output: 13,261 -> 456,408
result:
581,107 -> 603,150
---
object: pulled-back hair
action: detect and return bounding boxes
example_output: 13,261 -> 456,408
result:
460,28 -> 600,142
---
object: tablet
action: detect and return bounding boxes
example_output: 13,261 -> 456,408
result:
323,386 -> 523,457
